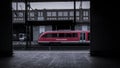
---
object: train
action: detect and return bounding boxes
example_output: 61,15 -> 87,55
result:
38,30 -> 90,45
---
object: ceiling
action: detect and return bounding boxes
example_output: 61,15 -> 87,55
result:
12,0 -> 90,2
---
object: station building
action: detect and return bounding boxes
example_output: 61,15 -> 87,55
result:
12,2 -> 90,41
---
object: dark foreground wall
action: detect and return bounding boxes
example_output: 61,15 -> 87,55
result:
0,1 -> 13,57
90,0 -> 120,57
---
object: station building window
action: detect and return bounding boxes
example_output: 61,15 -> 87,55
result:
38,12 -> 43,16
76,11 -> 80,16
38,12 -> 44,20
83,11 -> 88,16
58,12 -> 63,16
13,13 -> 17,17
29,12 -> 35,17
63,11 -> 68,16
83,17 -> 88,20
83,11 -> 89,21
47,12 -> 52,16
52,12 -> 56,16
17,12 -> 24,17
69,11 -> 74,16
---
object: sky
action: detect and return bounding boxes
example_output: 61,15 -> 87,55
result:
12,1 -> 90,10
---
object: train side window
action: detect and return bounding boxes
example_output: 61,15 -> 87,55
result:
42,33 -> 58,38
73,33 -> 78,37
59,33 -> 65,37
65,33 -> 72,37
52,34 -> 57,37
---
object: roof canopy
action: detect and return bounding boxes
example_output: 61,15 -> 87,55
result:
12,0 -> 89,2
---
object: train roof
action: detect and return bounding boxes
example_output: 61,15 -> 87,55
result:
43,30 -> 90,33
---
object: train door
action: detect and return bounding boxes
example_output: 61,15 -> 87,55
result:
80,32 -> 86,43
83,32 -> 86,42
80,33 -> 83,42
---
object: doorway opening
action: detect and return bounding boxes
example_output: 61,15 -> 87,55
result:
12,0 -> 90,50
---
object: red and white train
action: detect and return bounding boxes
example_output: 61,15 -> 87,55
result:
38,30 -> 90,45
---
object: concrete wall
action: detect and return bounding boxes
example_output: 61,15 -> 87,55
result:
33,26 -> 52,41
75,25 -> 82,30
33,26 -> 39,41
75,25 -> 90,31
45,25 -> 52,31
0,0 -> 13,56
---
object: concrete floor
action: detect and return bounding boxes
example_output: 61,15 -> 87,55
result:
0,51 -> 120,68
